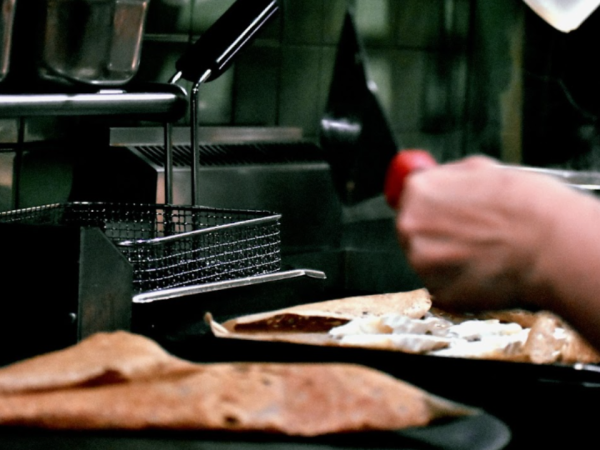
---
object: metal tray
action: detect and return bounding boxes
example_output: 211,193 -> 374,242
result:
129,246 -> 600,448
0,201 -> 281,293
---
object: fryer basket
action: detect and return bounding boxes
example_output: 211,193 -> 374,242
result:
0,202 -> 282,293
0,2 -> 284,299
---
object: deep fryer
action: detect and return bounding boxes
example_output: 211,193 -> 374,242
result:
0,0 -> 291,364
1,0 -> 287,294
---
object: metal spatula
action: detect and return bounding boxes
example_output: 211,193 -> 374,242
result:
320,10 -> 398,206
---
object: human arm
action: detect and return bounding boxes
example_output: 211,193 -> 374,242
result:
395,155 -> 600,349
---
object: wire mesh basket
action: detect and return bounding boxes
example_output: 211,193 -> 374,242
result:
0,202 -> 282,293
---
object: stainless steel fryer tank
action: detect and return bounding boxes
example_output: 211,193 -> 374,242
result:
66,127 -> 345,256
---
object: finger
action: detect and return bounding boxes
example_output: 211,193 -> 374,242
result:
447,155 -> 499,169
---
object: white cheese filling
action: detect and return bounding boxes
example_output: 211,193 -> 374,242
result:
328,312 -> 565,357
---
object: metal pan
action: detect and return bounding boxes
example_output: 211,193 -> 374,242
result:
6,0 -> 149,88
38,0 -> 150,87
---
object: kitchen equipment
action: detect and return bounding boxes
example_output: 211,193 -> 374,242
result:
1,0 -> 287,296
41,0 -> 149,86
0,202 -> 282,294
167,0 -> 280,205
0,0 -> 15,83
133,269 -> 326,304
0,83 -> 187,118
384,150 -> 437,208
3,0 -> 280,205
320,10 -> 398,206
3,0 -> 281,205
0,222 -> 132,365
323,8 -> 600,207
1,83 -> 188,214
62,126 -> 342,254
8,0 -> 150,87
174,0 -> 279,84
131,244 -> 599,450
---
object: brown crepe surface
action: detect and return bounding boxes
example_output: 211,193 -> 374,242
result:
0,331 -> 476,435
0,362 -> 476,435
0,331 -> 197,395
225,289 -> 432,333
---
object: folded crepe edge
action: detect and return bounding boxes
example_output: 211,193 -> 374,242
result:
215,289 -> 432,333
0,334 -> 480,435
0,361 -> 480,433
207,302 -> 600,365
0,331 -> 199,395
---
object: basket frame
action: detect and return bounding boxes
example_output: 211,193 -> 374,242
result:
0,201 -> 282,293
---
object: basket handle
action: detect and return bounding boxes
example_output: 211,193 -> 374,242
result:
174,0 -> 280,84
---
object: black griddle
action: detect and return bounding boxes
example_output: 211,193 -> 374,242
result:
0,413 -> 509,450
130,266 -> 600,450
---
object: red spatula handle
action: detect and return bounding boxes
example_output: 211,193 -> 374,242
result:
384,149 -> 437,209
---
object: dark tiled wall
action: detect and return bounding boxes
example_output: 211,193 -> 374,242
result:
138,0 -> 477,162
0,0 -> 530,212
0,0 -> 526,163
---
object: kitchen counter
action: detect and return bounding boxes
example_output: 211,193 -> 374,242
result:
0,240 -> 597,449
127,247 -> 600,450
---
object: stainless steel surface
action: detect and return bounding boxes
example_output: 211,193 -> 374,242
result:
505,164 -> 600,191
110,126 -> 304,146
133,269 -> 327,303
157,124 -> 302,206
190,70 -> 212,205
169,0 -> 280,205
174,0 -> 280,83
103,127 -> 338,254
108,136 -> 343,254
38,0 -> 150,86
11,128 -> 325,251
0,151 -> 14,211
0,0 -> 15,82
162,71 -> 185,205
0,86 -> 187,118
163,122 -> 174,204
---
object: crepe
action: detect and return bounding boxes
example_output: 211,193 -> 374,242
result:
207,290 -> 600,365
224,289 -> 432,333
0,362 -> 476,435
0,331 -> 198,395
0,331 -> 476,435
431,308 -> 600,364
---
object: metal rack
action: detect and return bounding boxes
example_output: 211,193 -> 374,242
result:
0,202 -> 283,293
0,83 -> 188,212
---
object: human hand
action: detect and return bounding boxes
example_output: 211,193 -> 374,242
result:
394,155 -> 584,312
